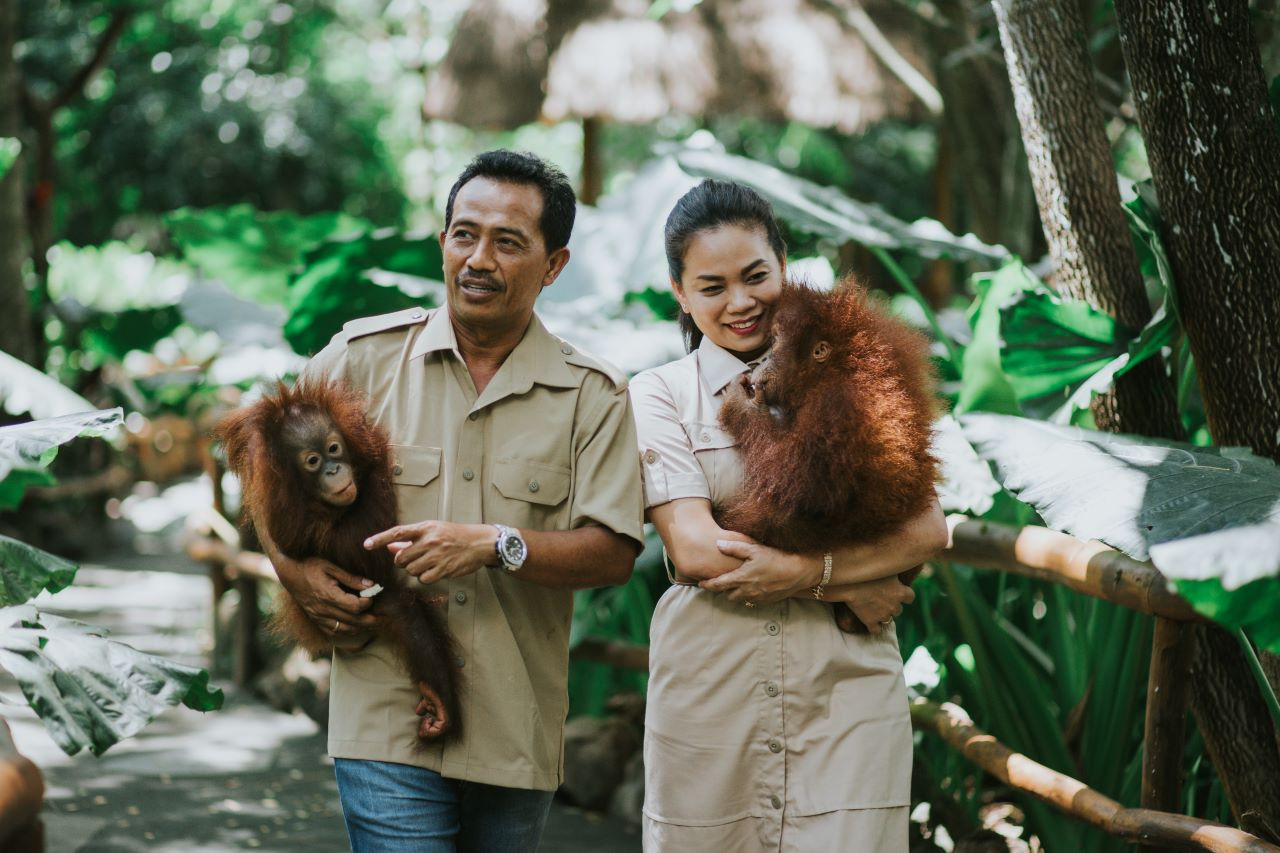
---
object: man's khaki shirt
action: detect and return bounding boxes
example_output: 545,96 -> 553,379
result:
305,305 -> 644,791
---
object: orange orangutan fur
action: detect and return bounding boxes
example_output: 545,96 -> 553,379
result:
718,275 -> 940,567
216,378 -> 462,739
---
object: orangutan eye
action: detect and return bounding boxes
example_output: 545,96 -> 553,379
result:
812,341 -> 832,362
305,454 -> 322,470
328,442 -> 341,455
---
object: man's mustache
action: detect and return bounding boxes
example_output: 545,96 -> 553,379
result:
455,272 -> 501,290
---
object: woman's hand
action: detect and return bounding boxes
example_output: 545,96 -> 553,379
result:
826,575 -> 915,634
699,538 -> 822,604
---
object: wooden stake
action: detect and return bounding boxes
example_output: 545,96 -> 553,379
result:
1142,617 -> 1194,851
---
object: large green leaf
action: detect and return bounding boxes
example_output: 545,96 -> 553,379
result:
283,230 -> 443,355
80,305 -> 185,361
999,289 -> 1130,420
954,260 -> 1038,416
674,147 -> 1009,264
166,205 -> 369,305
958,413 -> 1280,649
962,257 -> 1179,425
0,409 -> 123,479
0,605 -> 224,756
0,408 -> 123,495
0,536 -> 78,606
46,241 -> 194,312
0,351 -> 98,419
0,137 -> 19,179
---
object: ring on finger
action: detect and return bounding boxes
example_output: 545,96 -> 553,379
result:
333,619 -> 341,632
744,601 -> 756,608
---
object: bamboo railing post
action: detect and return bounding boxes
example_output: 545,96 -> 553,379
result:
1142,616 -> 1195,850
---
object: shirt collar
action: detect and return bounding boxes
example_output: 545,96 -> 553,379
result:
697,335 -> 764,396
410,305 -> 579,400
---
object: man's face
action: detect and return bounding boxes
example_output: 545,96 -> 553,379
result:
439,177 -> 569,337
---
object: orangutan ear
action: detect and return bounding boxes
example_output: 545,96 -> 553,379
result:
812,341 -> 832,362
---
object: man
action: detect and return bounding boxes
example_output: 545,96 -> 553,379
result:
262,150 -> 644,851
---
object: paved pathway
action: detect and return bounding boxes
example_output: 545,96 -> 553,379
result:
5,561 -> 640,852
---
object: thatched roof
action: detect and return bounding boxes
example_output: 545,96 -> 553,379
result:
425,0 -> 930,132
420,0 -> 552,130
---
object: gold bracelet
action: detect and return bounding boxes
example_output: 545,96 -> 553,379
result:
811,553 -> 833,600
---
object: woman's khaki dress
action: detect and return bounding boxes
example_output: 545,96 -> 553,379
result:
630,337 -> 911,853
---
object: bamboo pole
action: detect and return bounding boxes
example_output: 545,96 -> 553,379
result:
911,699 -> 1280,853
1143,617 -> 1194,850
945,517 -> 1202,622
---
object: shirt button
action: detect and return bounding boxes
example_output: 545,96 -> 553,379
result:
764,682 -> 780,697
770,795 -> 783,809
455,656 -> 465,669
410,310 -> 424,320
643,449 -> 658,465
768,738 -> 783,753
765,621 -> 780,636
560,344 -> 573,355
468,412 -> 478,421
528,480 -> 540,493
700,432 -> 711,443
454,591 -> 467,604
462,468 -> 475,481
392,464 -> 403,476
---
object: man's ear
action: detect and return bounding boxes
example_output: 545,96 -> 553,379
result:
542,247 -> 571,287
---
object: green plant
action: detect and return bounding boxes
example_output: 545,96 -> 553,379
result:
0,409 -> 224,755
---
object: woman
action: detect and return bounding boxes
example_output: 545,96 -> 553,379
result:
630,180 -> 948,852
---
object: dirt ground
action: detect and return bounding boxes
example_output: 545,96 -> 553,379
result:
4,535 -> 640,852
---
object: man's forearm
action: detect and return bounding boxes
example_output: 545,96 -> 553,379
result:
514,525 -> 640,590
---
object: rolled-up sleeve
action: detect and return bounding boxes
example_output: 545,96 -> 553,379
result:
629,370 -> 710,508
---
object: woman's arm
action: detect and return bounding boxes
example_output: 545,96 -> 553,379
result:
700,497 -> 949,602
647,497 -> 755,581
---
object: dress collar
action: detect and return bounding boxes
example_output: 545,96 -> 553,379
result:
697,335 -> 765,396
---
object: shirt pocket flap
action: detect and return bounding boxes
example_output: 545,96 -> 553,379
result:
685,422 -> 737,451
493,458 -> 571,506
389,445 -> 442,487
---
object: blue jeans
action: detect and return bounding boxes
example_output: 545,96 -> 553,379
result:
333,758 -> 553,852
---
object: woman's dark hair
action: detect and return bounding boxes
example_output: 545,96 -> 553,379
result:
664,179 -> 787,352
445,150 -> 576,252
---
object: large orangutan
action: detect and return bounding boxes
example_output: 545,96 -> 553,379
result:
718,277 -> 940,632
216,378 -> 462,739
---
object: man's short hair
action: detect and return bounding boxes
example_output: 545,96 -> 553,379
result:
444,150 -> 577,253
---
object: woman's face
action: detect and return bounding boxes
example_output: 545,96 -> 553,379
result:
674,225 -> 784,359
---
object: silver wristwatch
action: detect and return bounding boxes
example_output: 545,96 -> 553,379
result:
492,524 -> 528,573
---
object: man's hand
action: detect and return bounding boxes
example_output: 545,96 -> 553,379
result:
826,575 -> 915,634
274,554 -> 379,647
365,521 -> 495,586
699,538 -> 821,604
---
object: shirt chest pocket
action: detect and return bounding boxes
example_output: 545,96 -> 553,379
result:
686,422 -> 743,508
390,444 -> 442,520
490,457 -> 571,528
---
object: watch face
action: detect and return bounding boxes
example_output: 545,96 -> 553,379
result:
501,533 -> 526,566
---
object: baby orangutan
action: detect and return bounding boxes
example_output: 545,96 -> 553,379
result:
718,277 -> 940,632
217,378 -> 462,739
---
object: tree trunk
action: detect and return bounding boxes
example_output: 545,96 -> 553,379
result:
924,0 -> 1041,259
1113,0 -> 1280,463
0,0 -> 34,365
580,116 -> 603,206
991,0 -> 1184,439
1113,0 -> 1280,837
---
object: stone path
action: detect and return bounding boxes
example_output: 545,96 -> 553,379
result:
4,562 -> 640,852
